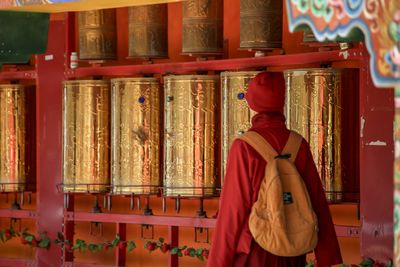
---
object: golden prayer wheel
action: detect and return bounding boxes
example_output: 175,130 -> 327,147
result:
240,0 -> 283,49
128,4 -> 168,59
78,9 -> 116,60
182,0 -> 223,55
164,75 -> 218,197
111,78 -> 161,195
284,69 -> 342,202
62,80 -> 111,193
0,85 -> 28,192
220,71 -> 258,185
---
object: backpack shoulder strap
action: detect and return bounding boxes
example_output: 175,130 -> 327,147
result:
282,131 -> 303,162
239,131 -> 278,162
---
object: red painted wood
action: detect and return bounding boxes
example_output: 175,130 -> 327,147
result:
64,262 -> 113,267
0,209 -> 36,219
116,223 -> 126,266
359,56 -> 394,262
168,226 -> 179,267
65,212 -> 217,228
0,70 -> 36,80
0,258 -> 35,267
65,49 -> 363,78
35,20 -> 66,267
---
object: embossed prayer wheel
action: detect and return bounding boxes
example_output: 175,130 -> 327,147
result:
240,0 -> 283,49
284,69 -> 342,202
62,80 -> 111,193
182,0 -> 223,54
111,78 -> 161,195
220,71 -> 259,185
164,75 -> 218,197
0,85 -> 28,192
128,4 -> 168,58
78,9 -> 116,60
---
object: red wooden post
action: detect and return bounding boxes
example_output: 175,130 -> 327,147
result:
116,223 -> 127,266
168,226 -> 179,267
36,20 -> 66,266
359,53 -> 394,262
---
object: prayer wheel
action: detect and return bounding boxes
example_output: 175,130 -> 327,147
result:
220,71 -> 258,185
111,78 -> 161,195
62,80 -> 111,193
284,69 -> 342,202
164,75 -> 218,197
0,85 -> 28,192
182,0 -> 223,54
128,4 -> 168,59
240,0 -> 283,49
78,9 -> 116,60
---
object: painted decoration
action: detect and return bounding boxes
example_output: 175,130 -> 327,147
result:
286,0 -> 400,88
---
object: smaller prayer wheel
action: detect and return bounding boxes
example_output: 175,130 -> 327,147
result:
111,78 -> 162,195
220,71 -> 258,185
128,4 -> 168,59
78,9 -> 116,60
284,69 -> 342,202
182,0 -> 223,54
62,80 -> 111,193
0,84 -> 28,192
240,0 -> 283,49
164,75 -> 219,197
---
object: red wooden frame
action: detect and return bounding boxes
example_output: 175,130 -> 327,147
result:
0,13 -> 393,266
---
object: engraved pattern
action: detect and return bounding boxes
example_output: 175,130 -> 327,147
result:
182,0 -> 223,54
240,0 -> 283,49
0,85 -> 27,192
220,72 -> 258,185
128,4 -> 168,58
111,78 -> 161,195
78,9 -> 116,60
164,76 -> 218,197
62,80 -> 111,193
284,69 -> 342,202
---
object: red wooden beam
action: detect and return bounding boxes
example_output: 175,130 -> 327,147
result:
64,263 -> 113,267
0,258 -> 35,267
0,70 -> 36,80
168,226 -> 179,267
65,212 -> 217,228
66,49 -> 364,78
0,209 -> 36,219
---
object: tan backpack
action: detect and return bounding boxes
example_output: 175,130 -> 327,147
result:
239,131 -> 318,257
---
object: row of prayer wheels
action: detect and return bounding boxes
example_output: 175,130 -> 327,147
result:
61,69 -> 343,202
78,0 -> 283,60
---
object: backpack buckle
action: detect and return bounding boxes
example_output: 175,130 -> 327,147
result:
275,153 -> 291,159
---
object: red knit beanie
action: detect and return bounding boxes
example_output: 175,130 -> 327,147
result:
245,72 -> 286,113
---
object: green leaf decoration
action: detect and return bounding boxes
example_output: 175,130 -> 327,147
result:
9,227 -> 15,236
177,251 -> 183,257
189,249 -> 196,257
88,244 -> 98,252
196,248 -> 203,256
158,237 -> 164,243
359,257 -> 374,266
170,247 -> 179,255
25,235 -> 33,242
0,230 -> 5,243
127,241 -> 136,252
39,238 -> 51,249
388,259 -> 393,267
112,234 -> 120,248
306,260 -> 314,267
196,254 -> 204,261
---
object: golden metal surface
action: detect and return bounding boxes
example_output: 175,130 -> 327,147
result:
221,71 -> 258,185
182,0 -> 223,54
0,85 -> 27,192
62,80 -> 111,193
78,9 -> 116,60
111,78 -> 161,195
240,0 -> 283,49
128,4 -> 168,59
164,75 -> 218,197
284,69 -> 342,202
